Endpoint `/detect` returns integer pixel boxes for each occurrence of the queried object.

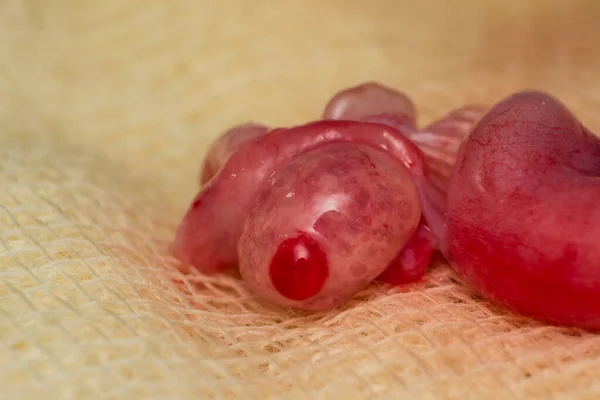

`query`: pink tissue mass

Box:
[171,82,600,330]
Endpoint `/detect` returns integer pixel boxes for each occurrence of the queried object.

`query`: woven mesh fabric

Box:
[2,1,600,399]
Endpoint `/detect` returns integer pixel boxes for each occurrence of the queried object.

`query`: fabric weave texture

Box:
[1,1,600,399]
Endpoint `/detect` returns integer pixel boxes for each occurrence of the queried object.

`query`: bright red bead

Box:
[269,233,329,301]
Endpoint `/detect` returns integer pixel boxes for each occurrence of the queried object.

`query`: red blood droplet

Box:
[269,233,329,301]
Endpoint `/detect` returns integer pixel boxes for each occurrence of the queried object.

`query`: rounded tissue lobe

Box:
[238,143,421,310]
[377,223,437,286]
[447,91,600,329]
[322,81,416,130]
[201,123,269,184]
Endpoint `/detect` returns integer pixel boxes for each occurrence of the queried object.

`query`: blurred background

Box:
[1,1,600,399]
[2,0,600,203]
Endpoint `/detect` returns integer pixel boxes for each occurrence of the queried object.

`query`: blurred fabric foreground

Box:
[1,1,600,399]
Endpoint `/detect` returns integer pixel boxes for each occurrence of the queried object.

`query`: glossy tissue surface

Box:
[173,82,600,329]
[446,91,600,329]
[238,143,421,310]
[172,82,482,311]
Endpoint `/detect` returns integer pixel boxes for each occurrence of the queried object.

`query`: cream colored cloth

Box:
[2,1,600,399]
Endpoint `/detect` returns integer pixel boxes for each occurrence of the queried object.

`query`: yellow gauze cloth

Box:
[1,1,600,399]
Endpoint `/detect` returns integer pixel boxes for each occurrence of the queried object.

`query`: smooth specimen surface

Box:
[446,91,600,329]
[239,143,421,310]
[172,82,483,310]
